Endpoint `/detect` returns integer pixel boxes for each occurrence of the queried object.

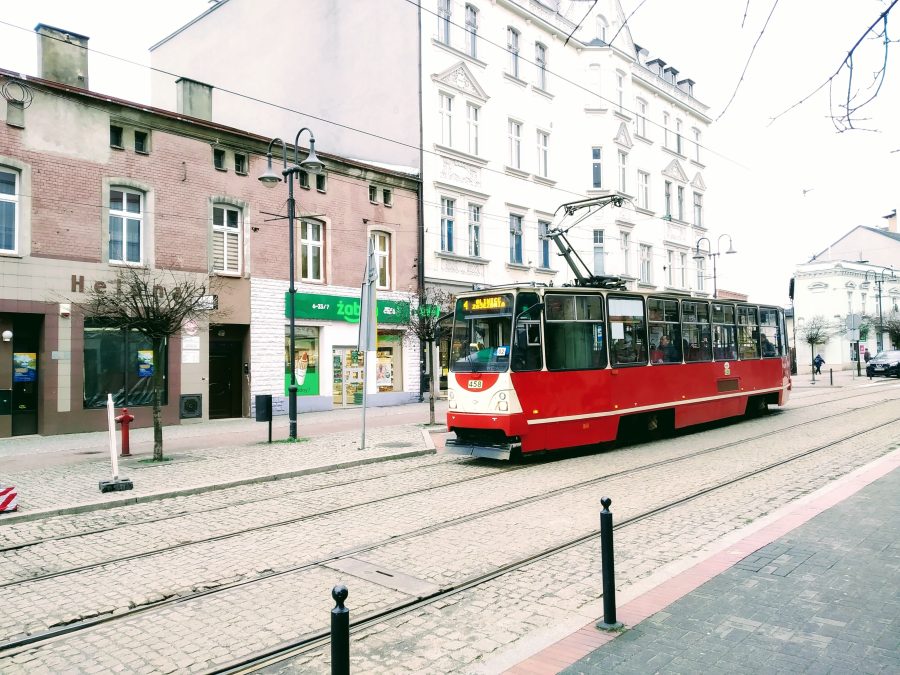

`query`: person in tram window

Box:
[650,342,663,364]
[761,334,776,357]
[659,335,679,362]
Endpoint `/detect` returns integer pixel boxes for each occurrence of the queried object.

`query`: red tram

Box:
[445,285,792,460]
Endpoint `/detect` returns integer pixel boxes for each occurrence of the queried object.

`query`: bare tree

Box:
[401,287,454,426]
[77,267,212,461]
[797,314,842,371]
[884,309,900,348]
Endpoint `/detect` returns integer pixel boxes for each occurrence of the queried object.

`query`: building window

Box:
[369,185,378,203]
[382,188,393,207]
[212,204,241,274]
[597,16,608,42]
[437,0,451,44]
[537,130,549,178]
[620,230,631,275]
[663,112,670,148]
[83,322,167,409]
[110,125,124,148]
[469,204,481,256]
[108,188,143,264]
[666,249,675,286]
[680,252,688,287]
[134,131,149,154]
[508,119,522,168]
[640,244,652,284]
[638,170,650,209]
[693,128,701,163]
[635,99,647,137]
[664,181,672,218]
[616,71,625,112]
[439,92,453,147]
[592,146,602,188]
[0,169,18,253]
[372,231,391,289]
[298,170,310,189]
[465,4,478,58]
[507,27,520,78]
[213,148,226,170]
[538,220,550,268]
[593,229,605,275]
[300,219,323,282]
[693,192,703,227]
[676,119,683,154]
[509,214,523,264]
[467,103,480,155]
[618,150,627,192]
[696,257,706,291]
[677,185,685,220]
[234,153,247,174]
[535,43,547,90]
[440,197,455,252]
[316,173,326,192]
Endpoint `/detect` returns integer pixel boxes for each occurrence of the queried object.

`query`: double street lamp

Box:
[693,234,736,299]
[259,128,324,440]
[863,267,897,354]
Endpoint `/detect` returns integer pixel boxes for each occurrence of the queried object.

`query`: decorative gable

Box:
[432,62,489,102]
[691,172,706,191]
[613,122,633,149]
[662,158,688,183]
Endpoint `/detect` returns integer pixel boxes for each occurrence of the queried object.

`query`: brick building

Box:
[0,25,419,438]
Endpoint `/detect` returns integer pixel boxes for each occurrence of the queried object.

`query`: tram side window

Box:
[682,301,712,362]
[545,294,607,370]
[711,302,737,361]
[608,296,647,367]
[513,292,543,371]
[648,297,682,364]
[738,306,760,359]
[759,307,780,357]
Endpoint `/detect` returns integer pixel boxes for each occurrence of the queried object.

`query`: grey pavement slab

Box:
[563,465,900,674]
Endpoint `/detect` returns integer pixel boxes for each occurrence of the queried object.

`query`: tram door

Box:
[332,347,365,407]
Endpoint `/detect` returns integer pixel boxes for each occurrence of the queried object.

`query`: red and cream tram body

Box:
[446,286,792,460]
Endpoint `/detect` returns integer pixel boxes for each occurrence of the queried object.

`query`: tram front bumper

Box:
[444,436,521,460]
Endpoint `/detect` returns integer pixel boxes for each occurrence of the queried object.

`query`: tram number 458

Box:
[468,379,484,389]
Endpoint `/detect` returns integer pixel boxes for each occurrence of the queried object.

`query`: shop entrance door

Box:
[332,348,365,407]
[11,315,41,436]
[209,341,243,419]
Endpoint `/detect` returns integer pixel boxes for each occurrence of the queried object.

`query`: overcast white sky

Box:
[0,0,897,306]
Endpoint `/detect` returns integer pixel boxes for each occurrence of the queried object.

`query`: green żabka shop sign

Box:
[285,292,410,324]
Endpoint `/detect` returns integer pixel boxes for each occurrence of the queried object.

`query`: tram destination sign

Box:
[457,294,513,318]
[285,292,409,324]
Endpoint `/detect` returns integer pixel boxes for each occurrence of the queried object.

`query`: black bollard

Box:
[829,368,833,386]
[331,585,349,675]
[596,497,623,631]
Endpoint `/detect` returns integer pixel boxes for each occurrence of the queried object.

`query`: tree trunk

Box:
[810,342,816,381]
[427,339,436,426]
[152,337,164,461]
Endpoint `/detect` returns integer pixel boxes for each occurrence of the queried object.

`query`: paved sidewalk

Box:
[0,400,449,523]
[505,451,900,674]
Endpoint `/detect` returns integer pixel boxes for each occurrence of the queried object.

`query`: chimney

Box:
[35,24,89,88]
[883,209,897,233]
[176,78,212,121]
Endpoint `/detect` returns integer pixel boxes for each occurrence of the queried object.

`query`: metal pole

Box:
[711,253,718,299]
[331,585,349,675]
[360,352,368,450]
[287,171,298,441]
[596,497,623,630]
[876,280,883,353]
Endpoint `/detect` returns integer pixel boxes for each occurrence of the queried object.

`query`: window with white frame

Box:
[667,249,675,286]
[509,214,523,264]
[109,188,143,264]
[535,43,548,90]
[467,103,480,155]
[538,220,550,268]
[469,204,481,257]
[618,150,627,192]
[677,185,685,220]
[638,170,650,209]
[621,230,631,275]
[592,146,602,188]
[0,169,18,253]
[439,92,453,146]
[693,192,703,227]
[597,16,608,42]
[440,197,455,252]
[635,99,647,137]
[465,4,478,58]
[693,128,701,163]
[507,27,520,78]
[663,112,670,148]
[537,130,549,178]
[616,71,625,112]
[680,252,688,287]
[300,219,323,282]
[508,119,522,168]
[696,257,706,291]
[211,204,242,274]
[372,231,391,289]
[664,181,672,218]
[437,0,451,44]
[675,119,683,154]
[640,244,652,283]
[593,229,605,275]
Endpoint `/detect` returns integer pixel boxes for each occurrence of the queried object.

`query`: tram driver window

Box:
[759,307,781,357]
[608,296,647,367]
[682,301,712,362]
[545,294,607,370]
[513,292,543,371]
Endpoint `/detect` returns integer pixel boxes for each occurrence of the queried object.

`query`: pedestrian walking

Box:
[813,353,824,375]
[864,347,871,363]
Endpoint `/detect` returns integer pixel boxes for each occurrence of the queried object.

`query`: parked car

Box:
[866,349,900,378]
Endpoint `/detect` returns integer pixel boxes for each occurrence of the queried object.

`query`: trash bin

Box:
[255,394,272,422]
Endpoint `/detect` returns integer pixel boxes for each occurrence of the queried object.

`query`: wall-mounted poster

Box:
[13,353,37,382]
[137,350,154,378]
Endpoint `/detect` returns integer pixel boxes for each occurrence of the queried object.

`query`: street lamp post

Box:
[863,267,897,354]
[693,234,736,299]
[259,128,324,440]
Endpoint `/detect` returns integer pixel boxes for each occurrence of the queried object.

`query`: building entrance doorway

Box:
[332,347,364,407]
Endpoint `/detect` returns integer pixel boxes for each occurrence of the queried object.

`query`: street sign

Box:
[848,329,860,341]
[846,313,861,330]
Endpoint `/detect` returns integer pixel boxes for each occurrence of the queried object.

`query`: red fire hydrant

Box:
[115,408,135,457]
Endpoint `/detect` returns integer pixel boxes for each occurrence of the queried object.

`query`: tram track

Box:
[2,401,898,658]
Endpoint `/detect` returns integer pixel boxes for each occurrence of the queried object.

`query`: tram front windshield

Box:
[450,294,513,373]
